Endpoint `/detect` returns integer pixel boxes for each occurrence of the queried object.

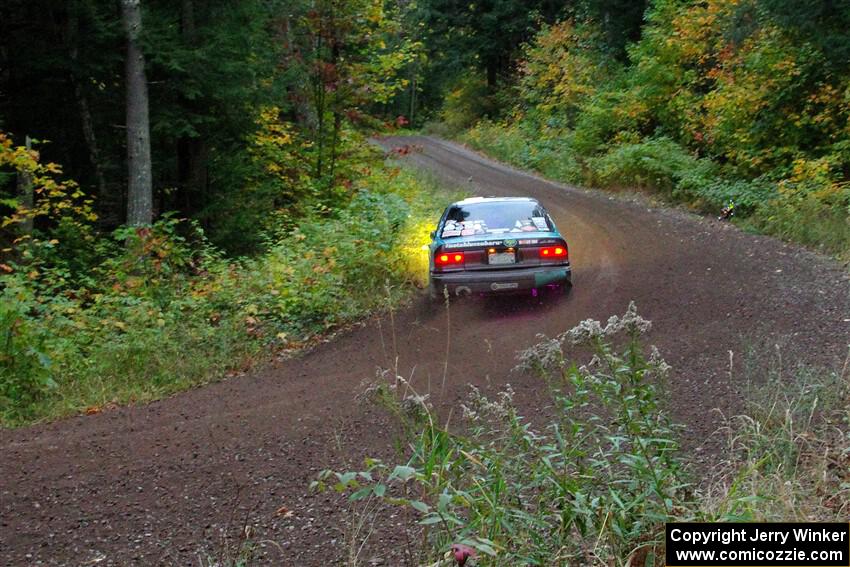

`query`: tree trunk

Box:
[409,72,417,125]
[121,0,153,226]
[181,0,195,38]
[177,0,207,216]
[313,32,326,179]
[282,16,314,129]
[66,8,108,198]
[486,59,498,89]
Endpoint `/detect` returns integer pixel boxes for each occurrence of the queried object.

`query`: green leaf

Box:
[438,491,452,512]
[389,465,417,482]
[349,487,372,501]
[460,537,498,557]
[336,471,358,486]
[409,500,430,514]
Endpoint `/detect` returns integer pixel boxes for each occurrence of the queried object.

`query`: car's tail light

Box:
[539,245,568,259]
[435,251,465,266]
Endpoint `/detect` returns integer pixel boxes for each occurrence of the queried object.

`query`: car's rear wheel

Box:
[427,277,440,301]
[421,280,446,317]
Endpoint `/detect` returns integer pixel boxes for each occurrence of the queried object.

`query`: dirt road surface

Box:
[2,137,848,566]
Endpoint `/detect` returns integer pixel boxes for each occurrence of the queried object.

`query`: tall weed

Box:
[699,346,850,522]
[316,304,689,565]
[316,309,850,566]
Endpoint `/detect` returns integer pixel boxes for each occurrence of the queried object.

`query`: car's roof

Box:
[450,196,538,206]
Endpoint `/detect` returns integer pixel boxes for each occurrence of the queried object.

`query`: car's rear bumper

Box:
[430,264,571,296]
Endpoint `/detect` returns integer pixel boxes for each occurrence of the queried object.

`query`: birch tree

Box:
[121,0,153,225]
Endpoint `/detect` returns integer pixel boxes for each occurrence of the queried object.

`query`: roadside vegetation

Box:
[0,0,449,425]
[318,305,850,565]
[2,1,848,565]
[4,1,847,426]
[0,131,457,425]
[413,0,850,258]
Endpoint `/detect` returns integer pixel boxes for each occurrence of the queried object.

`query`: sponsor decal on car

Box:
[442,237,559,249]
[443,238,560,249]
[532,216,549,230]
[444,239,506,249]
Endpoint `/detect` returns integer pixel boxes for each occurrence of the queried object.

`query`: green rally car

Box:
[428,197,572,299]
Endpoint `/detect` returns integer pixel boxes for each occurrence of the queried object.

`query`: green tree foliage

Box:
[402,0,568,126]
[0,0,416,251]
[577,0,648,59]
[461,0,850,256]
[0,1,442,422]
[294,0,421,182]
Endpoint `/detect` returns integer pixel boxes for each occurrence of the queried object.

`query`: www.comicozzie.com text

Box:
[669,526,848,547]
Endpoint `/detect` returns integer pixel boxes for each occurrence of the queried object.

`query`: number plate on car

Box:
[488,251,516,265]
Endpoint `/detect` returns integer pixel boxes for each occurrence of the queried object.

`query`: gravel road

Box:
[1,136,848,566]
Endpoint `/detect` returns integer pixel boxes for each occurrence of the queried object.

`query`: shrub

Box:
[586,137,713,196]
[0,273,56,420]
[756,155,850,256]
[0,164,458,425]
[463,121,532,167]
[315,307,850,565]
[316,304,689,565]
[679,176,776,216]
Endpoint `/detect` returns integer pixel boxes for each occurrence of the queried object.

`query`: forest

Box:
[1,0,848,419]
[0,0,443,423]
[0,0,850,421]
[450,0,850,255]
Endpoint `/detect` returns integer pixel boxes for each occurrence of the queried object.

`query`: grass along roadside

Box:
[453,122,850,261]
[316,304,850,566]
[0,162,464,427]
[700,343,850,524]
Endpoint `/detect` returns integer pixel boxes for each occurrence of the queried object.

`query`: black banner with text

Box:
[666,522,850,566]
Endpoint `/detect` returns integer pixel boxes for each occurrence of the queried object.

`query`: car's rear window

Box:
[441,201,551,238]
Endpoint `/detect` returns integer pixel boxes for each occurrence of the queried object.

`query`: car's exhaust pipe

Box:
[455,286,472,297]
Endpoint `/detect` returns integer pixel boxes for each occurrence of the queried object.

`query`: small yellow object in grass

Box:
[460,449,484,468]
